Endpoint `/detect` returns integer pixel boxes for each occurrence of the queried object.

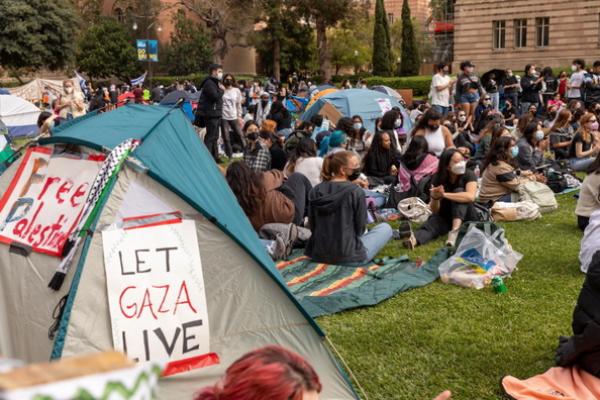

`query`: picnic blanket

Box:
[502,367,600,400]
[276,248,450,317]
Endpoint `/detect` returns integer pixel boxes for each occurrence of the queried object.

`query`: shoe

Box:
[446,229,459,248]
[397,221,412,239]
[403,233,417,250]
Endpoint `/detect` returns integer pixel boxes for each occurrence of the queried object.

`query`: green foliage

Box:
[363,75,432,96]
[400,0,420,76]
[329,18,373,76]
[320,194,583,398]
[372,0,392,76]
[163,11,213,76]
[75,18,141,82]
[0,0,78,76]
[152,74,259,88]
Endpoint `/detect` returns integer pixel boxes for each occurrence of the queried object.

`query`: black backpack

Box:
[386,169,433,208]
[546,170,568,193]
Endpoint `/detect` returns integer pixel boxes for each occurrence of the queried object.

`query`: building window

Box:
[114,7,124,23]
[514,18,527,48]
[536,17,549,47]
[493,20,506,49]
[387,13,394,24]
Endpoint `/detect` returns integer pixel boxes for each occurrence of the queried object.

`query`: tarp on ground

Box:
[301,88,412,134]
[277,248,449,317]
[9,78,82,103]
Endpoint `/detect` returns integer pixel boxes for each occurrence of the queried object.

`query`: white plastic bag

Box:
[439,225,523,289]
[397,197,432,224]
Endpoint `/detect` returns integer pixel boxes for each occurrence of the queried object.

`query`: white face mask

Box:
[451,160,467,175]
[64,86,74,94]
[353,123,362,130]
[394,119,403,128]
[458,115,467,122]
[217,72,224,81]
[571,65,578,72]
[535,130,545,141]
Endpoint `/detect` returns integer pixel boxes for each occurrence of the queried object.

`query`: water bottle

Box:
[474,164,480,178]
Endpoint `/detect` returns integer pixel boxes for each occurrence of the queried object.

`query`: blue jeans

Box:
[489,92,500,111]
[570,157,595,172]
[459,92,479,104]
[432,105,450,116]
[359,223,393,263]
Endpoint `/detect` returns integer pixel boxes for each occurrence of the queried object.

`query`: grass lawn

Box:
[318,193,584,400]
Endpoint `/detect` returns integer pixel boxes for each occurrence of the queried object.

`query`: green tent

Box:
[0,104,357,399]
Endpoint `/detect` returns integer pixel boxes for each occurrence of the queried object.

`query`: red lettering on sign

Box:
[71,183,88,208]
[56,180,73,204]
[174,281,197,315]
[153,284,171,314]
[37,177,60,200]
[119,286,138,319]
[139,288,159,320]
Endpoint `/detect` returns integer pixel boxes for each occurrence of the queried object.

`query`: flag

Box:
[131,72,147,87]
[74,70,90,98]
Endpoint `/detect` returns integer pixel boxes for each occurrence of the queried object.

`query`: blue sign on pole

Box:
[136,40,147,61]
[147,40,158,62]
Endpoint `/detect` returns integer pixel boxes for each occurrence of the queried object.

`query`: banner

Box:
[147,40,158,62]
[0,147,103,256]
[102,219,212,369]
[136,40,147,62]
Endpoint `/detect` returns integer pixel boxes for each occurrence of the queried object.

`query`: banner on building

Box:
[0,147,103,257]
[102,218,213,372]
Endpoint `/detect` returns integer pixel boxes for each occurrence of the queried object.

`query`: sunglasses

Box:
[484,98,491,101]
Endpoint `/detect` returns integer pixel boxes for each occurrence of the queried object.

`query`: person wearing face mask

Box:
[504,69,521,116]
[376,110,404,156]
[569,112,600,171]
[455,61,484,124]
[196,64,225,162]
[412,109,455,157]
[584,60,600,108]
[520,64,543,117]
[479,136,523,203]
[401,148,478,248]
[517,121,547,172]
[305,151,393,265]
[243,121,271,172]
[541,67,558,109]
[483,73,500,111]
[254,92,272,126]
[502,99,517,126]
[347,115,368,158]
[58,80,86,120]
[568,59,587,102]
[549,109,574,160]
[220,74,245,158]
[430,63,456,116]
[474,95,494,123]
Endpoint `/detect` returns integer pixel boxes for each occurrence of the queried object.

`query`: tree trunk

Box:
[316,18,331,81]
[273,38,281,82]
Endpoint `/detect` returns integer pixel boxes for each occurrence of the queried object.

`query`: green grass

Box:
[318,194,584,400]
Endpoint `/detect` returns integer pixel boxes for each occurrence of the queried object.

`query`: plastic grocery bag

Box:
[438,225,522,289]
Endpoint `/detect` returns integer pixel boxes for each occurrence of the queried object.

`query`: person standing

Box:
[541,67,558,109]
[568,59,587,102]
[196,64,225,162]
[58,80,86,120]
[584,60,600,108]
[430,63,455,116]
[455,61,484,124]
[504,69,521,115]
[484,73,500,111]
[520,64,543,116]
[221,74,245,158]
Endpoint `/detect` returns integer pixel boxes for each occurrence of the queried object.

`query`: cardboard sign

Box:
[102,219,211,367]
[0,147,103,257]
[376,98,393,115]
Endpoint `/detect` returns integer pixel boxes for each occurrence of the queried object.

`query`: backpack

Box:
[386,162,433,208]
[545,169,568,193]
[518,180,558,213]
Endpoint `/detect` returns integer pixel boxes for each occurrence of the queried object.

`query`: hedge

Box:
[152,74,260,87]
[362,76,432,97]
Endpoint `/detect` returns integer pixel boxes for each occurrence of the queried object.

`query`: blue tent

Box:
[301,88,411,133]
[5,104,357,399]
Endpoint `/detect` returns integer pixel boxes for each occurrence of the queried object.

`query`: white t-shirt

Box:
[431,73,451,107]
[568,71,586,99]
[222,87,242,120]
[288,157,323,187]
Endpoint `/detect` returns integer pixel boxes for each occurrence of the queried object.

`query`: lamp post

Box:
[132,17,162,88]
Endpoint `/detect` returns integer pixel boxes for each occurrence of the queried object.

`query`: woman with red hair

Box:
[194,345,321,400]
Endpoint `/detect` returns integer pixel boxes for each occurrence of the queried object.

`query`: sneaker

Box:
[446,229,459,248]
[397,221,412,239]
[403,233,417,250]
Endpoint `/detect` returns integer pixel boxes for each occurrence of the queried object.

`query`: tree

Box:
[177,0,259,64]
[372,0,392,76]
[399,0,420,76]
[295,0,356,81]
[74,0,103,24]
[0,0,78,81]
[329,17,372,76]
[76,18,141,82]
[163,11,212,76]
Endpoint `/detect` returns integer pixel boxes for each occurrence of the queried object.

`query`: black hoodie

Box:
[305,181,367,264]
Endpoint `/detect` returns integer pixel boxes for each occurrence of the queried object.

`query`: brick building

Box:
[453,0,600,72]
[368,0,431,27]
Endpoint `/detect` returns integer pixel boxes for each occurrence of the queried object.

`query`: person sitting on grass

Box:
[284,138,323,187]
[194,345,453,400]
[396,136,439,195]
[516,121,547,172]
[479,136,522,203]
[548,109,574,161]
[569,112,600,172]
[555,251,600,378]
[576,152,600,231]
[305,151,393,265]
[401,148,478,249]
[226,161,311,231]
[362,131,399,187]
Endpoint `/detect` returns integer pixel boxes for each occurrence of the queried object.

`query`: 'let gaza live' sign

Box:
[102,219,212,368]
[0,147,103,256]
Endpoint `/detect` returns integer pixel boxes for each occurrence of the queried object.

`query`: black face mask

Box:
[224,79,233,86]
[261,100,269,107]
[348,168,361,181]
[247,132,258,141]
[428,124,440,131]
